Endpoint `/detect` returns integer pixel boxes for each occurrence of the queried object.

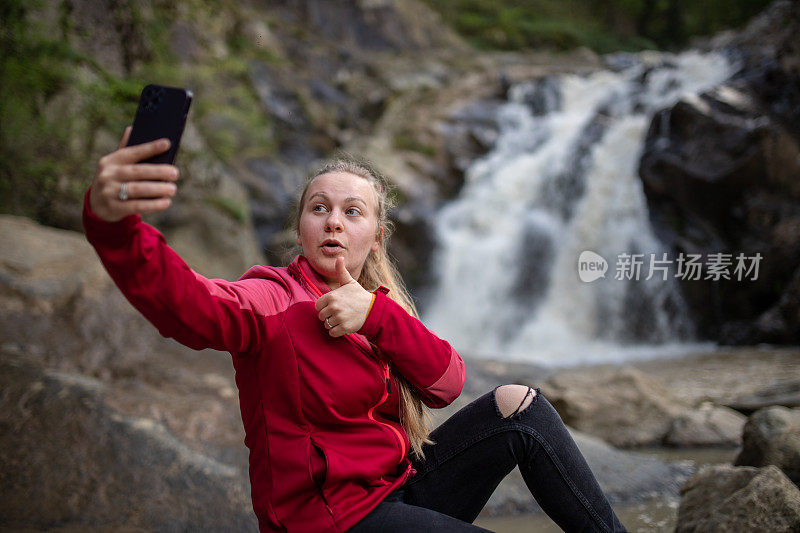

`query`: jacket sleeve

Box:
[358,287,465,408]
[82,189,289,353]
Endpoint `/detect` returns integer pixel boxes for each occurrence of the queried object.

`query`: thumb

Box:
[336,256,355,287]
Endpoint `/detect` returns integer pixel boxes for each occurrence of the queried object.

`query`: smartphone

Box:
[127,84,193,165]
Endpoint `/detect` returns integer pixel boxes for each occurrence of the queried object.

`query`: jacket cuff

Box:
[358,286,390,338]
[82,187,140,247]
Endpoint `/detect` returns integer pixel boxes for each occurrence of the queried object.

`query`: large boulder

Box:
[676,464,800,532]
[638,0,800,344]
[735,406,800,485]
[663,402,746,447]
[0,215,254,529]
[0,357,254,531]
[726,378,800,414]
[539,366,688,447]
[0,215,162,377]
[638,83,800,344]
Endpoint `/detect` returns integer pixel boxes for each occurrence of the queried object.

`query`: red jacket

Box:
[82,191,466,532]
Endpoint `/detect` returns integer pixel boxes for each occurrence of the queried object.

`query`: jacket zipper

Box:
[309,439,335,518]
[369,359,407,462]
[297,264,408,462]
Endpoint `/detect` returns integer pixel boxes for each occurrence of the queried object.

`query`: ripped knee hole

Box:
[496,384,537,418]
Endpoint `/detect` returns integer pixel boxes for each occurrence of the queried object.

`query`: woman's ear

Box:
[371,226,383,253]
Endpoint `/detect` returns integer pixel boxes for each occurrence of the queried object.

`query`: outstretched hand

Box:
[88,126,179,222]
[315,257,373,337]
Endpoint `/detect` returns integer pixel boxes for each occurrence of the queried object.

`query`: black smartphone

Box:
[127,84,193,165]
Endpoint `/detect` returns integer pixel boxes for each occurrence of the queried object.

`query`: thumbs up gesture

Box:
[314,257,374,337]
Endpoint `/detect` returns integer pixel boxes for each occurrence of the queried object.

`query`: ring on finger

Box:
[118,182,129,201]
[325,317,332,329]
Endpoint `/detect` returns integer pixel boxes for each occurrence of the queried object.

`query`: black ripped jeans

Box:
[348,387,627,532]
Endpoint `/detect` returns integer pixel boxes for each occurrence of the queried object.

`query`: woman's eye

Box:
[313,204,327,212]
[346,208,361,216]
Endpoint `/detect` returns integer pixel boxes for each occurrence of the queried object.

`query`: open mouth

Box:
[321,240,345,254]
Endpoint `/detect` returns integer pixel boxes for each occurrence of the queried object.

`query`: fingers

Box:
[317,306,331,322]
[114,163,179,182]
[319,307,346,337]
[110,138,171,165]
[91,135,177,223]
[117,126,132,150]
[323,316,346,338]
[114,197,173,217]
[328,325,346,338]
[117,180,177,200]
[314,294,329,312]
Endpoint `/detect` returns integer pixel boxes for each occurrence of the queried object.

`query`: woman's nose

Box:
[325,211,343,232]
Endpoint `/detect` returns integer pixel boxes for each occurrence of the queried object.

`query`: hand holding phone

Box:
[88,84,192,222]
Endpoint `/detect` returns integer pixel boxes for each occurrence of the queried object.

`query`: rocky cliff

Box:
[639,0,800,343]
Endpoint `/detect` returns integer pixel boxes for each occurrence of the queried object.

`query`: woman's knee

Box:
[495,384,537,418]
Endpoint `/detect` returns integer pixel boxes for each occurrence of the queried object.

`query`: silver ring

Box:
[118,182,129,201]
[325,317,332,329]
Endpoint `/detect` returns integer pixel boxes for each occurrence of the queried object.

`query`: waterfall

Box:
[422,50,735,366]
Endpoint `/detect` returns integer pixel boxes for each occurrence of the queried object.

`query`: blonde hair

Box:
[293,155,434,460]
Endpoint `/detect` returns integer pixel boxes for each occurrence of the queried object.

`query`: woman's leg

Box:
[347,487,492,532]
[401,385,627,532]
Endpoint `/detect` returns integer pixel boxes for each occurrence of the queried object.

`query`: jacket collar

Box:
[288,255,332,298]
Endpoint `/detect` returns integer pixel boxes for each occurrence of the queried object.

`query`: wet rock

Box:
[441,99,504,175]
[676,464,800,532]
[638,0,800,345]
[734,406,800,484]
[0,358,254,531]
[726,378,800,414]
[663,402,746,447]
[639,82,800,344]
[540,366,688,447]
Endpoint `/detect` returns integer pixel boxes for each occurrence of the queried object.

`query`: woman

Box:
[84,128,627,532]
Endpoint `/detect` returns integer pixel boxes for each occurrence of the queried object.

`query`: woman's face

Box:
[297,171,381,288]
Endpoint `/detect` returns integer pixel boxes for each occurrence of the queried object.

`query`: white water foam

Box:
[423,50,734,366]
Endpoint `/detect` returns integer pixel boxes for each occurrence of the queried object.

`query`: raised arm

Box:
[84,127,288,353]
[314,257,465,408]
[358,288,465,408]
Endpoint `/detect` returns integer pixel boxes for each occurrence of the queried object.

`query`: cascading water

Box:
[422,50,735,366]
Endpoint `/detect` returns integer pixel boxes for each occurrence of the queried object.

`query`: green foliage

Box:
[0,0,158,225]
[420,0,772,52]
[203,194,247,223]
[190,59,277,161]
[2,1,79,219]
[393,133,436,158]
[0,0,276,228]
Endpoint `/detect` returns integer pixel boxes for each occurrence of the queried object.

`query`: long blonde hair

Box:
[293,156,435,460]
